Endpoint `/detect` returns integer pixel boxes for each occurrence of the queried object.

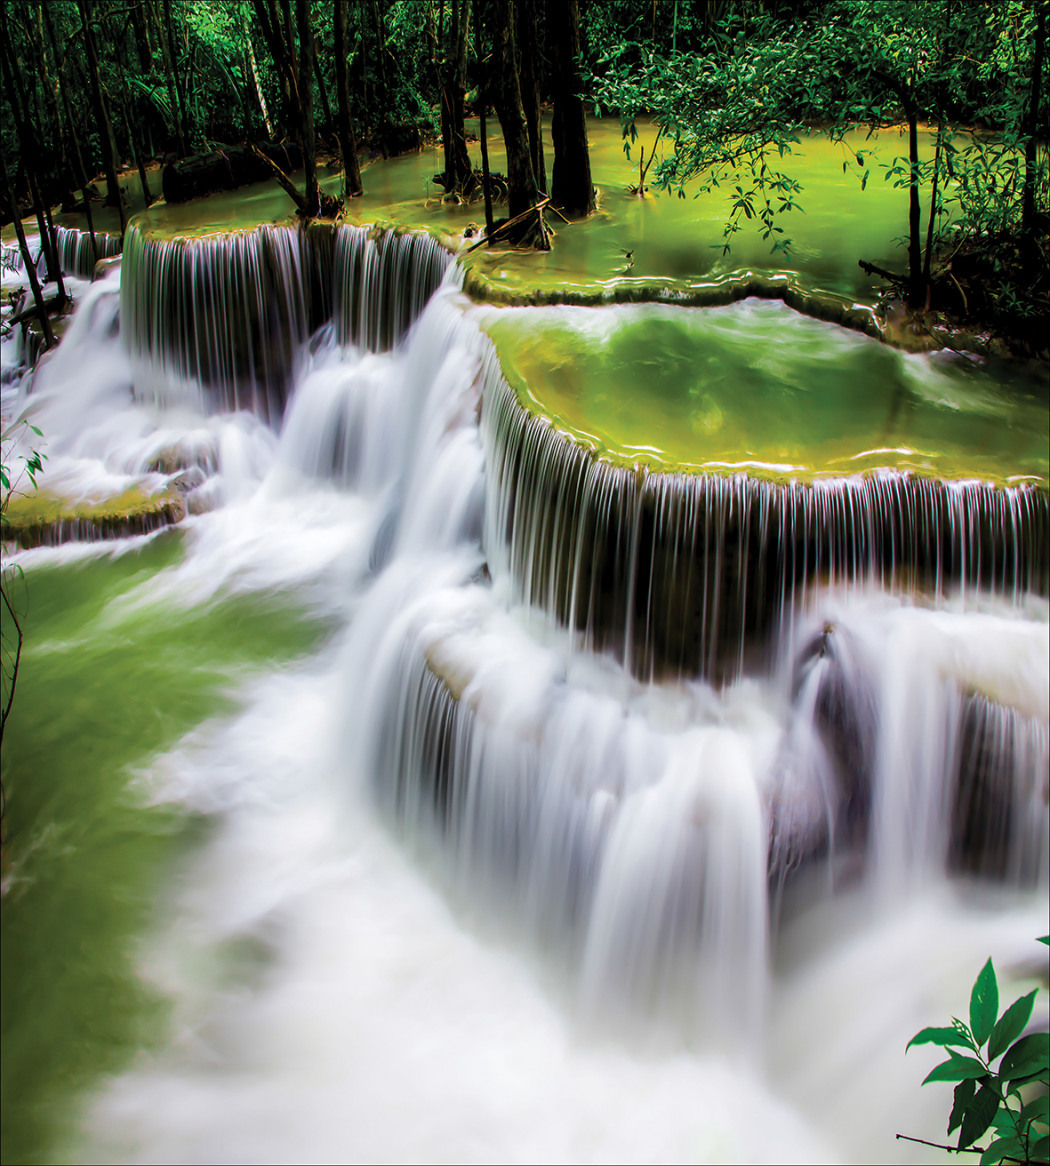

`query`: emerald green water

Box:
[482,300,1050,484]
[0,534,329,1165]
[128,117,923,302]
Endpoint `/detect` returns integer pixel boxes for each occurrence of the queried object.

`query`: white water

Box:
[3,252,1047,1165]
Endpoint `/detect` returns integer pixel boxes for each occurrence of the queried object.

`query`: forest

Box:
[2,0,1048,351]
[1,4,1049,1166]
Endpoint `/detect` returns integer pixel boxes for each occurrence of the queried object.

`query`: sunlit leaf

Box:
[970,960,998,1048]
[988,991,1037,1062]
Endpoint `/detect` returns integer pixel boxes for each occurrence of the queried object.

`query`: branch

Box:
[466,198,551,251]
[895,1135,1027,1164]
[249,144,308,214]
[859,258,907,283]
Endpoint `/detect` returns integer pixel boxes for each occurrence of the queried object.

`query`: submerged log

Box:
[162,143,304,204]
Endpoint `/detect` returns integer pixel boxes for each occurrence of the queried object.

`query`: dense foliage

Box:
[592,0,1049,339]
[1,0,1046,345]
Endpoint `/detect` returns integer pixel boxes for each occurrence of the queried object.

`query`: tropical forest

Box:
[1,1,1048,1163]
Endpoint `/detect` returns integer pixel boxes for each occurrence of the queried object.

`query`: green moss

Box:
[0,533,332,1165]
[3,485,186,549]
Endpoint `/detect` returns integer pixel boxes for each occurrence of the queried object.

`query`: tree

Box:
[591,0,1048,327]
[548,0,594,217]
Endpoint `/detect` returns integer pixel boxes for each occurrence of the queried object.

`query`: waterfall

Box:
[333,224,454,351]
[54,225,122,279]
[481,356,1049,682]
[120,222,454,422]
[7,214,1047,1162]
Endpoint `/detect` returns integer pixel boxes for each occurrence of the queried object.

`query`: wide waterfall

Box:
[2,217,1047,1165]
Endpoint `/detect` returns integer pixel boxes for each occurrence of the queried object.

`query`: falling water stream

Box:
[1,216,1047,1166]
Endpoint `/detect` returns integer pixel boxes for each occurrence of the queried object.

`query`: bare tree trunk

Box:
[77,0,127,234]
[516,0,546,195]
[0,16,68,297]
[244,19,274,137]
[160,0,191,152]
[335,0,364,195]
[489,0,539,219]
[30,6,69,196]
[43,0,100,261]
[472,0,495,236]
[548,0,593,216]
[297,0,320,216]
[1022,0,1046,235]
[1,150,56,350]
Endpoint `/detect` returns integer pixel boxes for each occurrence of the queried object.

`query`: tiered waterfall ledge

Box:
[478,300,1049,683]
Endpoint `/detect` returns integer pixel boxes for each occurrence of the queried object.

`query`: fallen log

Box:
[162,142,303,204]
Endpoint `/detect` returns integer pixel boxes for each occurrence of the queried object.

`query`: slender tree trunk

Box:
[906,108,923,308]
[1,153,56,350]
[0,22,67,297]
[30,7,69,197]
[923,125,942,297]
[43,0,99,261]
[335,0,364,196]
[548,0,593,216]
[1022,0,1046,235]
[245,19,275,138]
[153,1,186,154]
[131,1,153,71]
[472,0,495,236]
[161,0,191,152]
[516,0,546,195]
[312,51,334,134]
[76,0,127,234]
[297,0,320,216]
[489,0,539,219]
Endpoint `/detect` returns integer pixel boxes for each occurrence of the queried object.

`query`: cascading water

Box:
[3,215,1047,1165]
[480,327,1048,682]
[54,225,123,279]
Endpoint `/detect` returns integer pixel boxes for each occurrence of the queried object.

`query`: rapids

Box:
[1,223,1047,1166]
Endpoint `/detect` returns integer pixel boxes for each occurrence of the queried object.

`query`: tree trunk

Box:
[0,15,67,297]
[161,0,192,152]
[297,0,320,217]
[30,6,69,198]
[77,0,127,233]
[245,19,275,138]
[906,109,924,308]
[472,0,495,236]
[1,150,57,350]
[335,0,364,196]
[1022,0,1046,236]
[548,0,593,216]
[516,0,546,196]
[43,0,100,261]
[130,0,153,72]
[489,0,539,219]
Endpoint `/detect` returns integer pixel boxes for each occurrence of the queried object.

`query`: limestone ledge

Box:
[3,484,186,549]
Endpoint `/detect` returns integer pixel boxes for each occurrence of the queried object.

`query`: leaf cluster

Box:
[907,939,1050,1164]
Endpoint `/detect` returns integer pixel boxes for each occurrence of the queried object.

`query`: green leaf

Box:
[948,1079,977,1134]
[988,991,1037,1061]
[909,1026,975,1052]
[959,1084,1000,1149]
[970,959,999,1048]
[1032,1135,1050,1161]
[1000,1033,1049,1081]
[1021,1095,1050,1128]
[923,1055,991,1084]
[1037,936,1049,946]
[980,1135,1026,1165]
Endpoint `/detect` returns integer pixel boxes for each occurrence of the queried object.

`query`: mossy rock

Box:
[3,484,186,549]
